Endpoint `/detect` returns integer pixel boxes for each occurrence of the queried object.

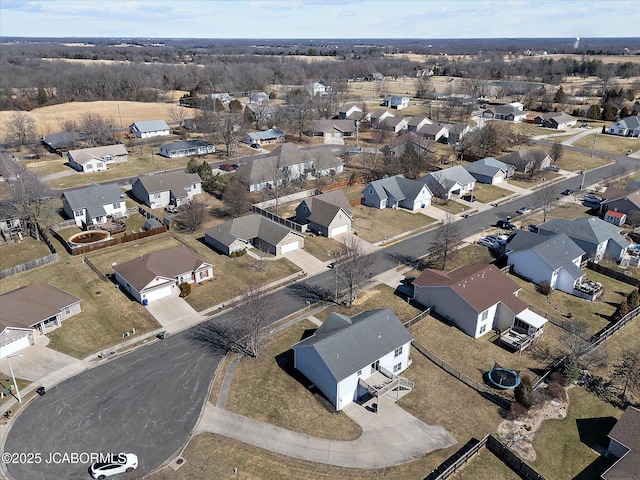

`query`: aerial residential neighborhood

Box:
[0,3,639,480]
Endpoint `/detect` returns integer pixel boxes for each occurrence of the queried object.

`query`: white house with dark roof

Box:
[362,175,433,210]
[242,128,285,145]
[482,103,527,123]
[131,170,202,209]
[292,308,414,410]
[67,144,128,173]
[419,165,476,199]
[204,214,304,257]
[382,95,410,109]
[407,116,434,133]
[129,120,170,138]
[382,131,434,157]
[412,264,547,340]
[447,123,472,145]
[498,150,551,173]
[369,110,395,129]
[158,139,215,158]
[538,217,630,263]
[603,406,640,480]
[465,157,515,185]
[606,115,640,137]
[61,183,126,227]
[0,285,82,357]
[415,122,449,142]
[295,190,352,238]
[112,246,213,304]
[504,231,586,294]
[338,104,364,120]
[534,111,577,129]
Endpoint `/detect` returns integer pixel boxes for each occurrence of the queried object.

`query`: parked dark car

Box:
[561,189,574,195]
[461,194,477,202]
[496,219,516,230]
[219,164,235,172]
[528,224,539,233]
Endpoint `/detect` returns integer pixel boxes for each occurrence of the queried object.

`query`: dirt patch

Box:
[497,387,569,462]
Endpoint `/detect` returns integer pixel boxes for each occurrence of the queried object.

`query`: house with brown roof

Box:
[295,190,352,238]
[412,264,547,340]
[603,406,640,480]
[599,188,640,221]
[67,144,128,173]
[0,285,82,357]
[112,246,213,304]
[131,170,202,209]
[307,119,356,143]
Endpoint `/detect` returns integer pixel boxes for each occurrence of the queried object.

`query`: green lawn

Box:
[532,387,622,480]
[0,375,30,408]
[572,133,640,156]
[351,205,436,243]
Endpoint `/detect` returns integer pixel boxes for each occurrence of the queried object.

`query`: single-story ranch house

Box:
[242,128,285,145]
[159,139,215,158]
[292,308,414,410]
[0,285,82,358]
[205,214,304,256]
[129,120,170,138]
[112,246,213,304]
[67,144,128,173]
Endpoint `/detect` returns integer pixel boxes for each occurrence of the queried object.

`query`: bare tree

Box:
[222,181,251,218]
[232,281,276,357]
[336,235,375,307]
[285,89,313,141]
[176,199,207,231]
[526,149,550,180]
[549,141,564,165]
[427,213,462,270]
[214,112,242,157]
[533,186,559,223]
[80,112,114,146]
[612,350,640,403]
[414,76,433,99]
[11,171,51,240]
[5,111,37,150]
[169,105,187,128]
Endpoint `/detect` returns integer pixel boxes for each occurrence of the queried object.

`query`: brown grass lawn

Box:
[525,199,596,226]
[0,236,52,270]
[472,183,514,204]
[225,319,362,441]
[532,387,622,480]
[452,447,520,480]
[509,123,558,138]
[507,171,562,189]
[0,254,160,359]
[553,150,613,173]
[0,375,31,409]
[432,199,468,216]
[572,133,640,156]
[351,205,436,243]
[302,234,346,261]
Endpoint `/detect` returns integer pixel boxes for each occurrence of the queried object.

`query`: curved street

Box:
[3,144,639,479]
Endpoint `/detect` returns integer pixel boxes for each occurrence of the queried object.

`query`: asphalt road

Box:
[3,145,638,480]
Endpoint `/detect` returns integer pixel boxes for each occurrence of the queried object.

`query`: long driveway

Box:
[4,147,639,480]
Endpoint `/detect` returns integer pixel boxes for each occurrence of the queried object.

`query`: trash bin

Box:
[157,331,166,340]
[142,299,148,306]
[36,386,46,396]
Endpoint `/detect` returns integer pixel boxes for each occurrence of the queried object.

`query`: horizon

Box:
[1,0,639,40]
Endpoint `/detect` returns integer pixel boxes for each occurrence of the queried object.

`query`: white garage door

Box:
[281,241,299,254]
[142,285,174,303]
[330,224,349,237]
[1,335,31,359]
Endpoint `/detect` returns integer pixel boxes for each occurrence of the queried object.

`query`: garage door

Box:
[330,224,349,237]
[1,335,31,359]
[142,285,174,303]
[280,241,299,254]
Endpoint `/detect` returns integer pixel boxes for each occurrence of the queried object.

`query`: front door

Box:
[371,360,379,374]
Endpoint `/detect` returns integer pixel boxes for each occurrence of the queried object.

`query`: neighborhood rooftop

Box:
[0,285,82,331]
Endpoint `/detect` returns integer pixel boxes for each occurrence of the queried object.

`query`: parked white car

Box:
[90,453,138,479]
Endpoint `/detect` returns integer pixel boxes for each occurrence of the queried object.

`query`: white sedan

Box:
[477,237,498,248]
[90,453,138,479]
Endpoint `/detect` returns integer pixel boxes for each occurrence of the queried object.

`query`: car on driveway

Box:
[461,194,477,202]
[516,206,532,215]
[484,234,507,244]
[583,194,601,204]
[477,237,497,247]
[561,189,574,195]
[496,219,516,230]
[90,453,138,479]
[219,164,235,172]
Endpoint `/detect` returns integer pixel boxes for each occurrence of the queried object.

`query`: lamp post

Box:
[580,167,586,191]
[7,354,23,403]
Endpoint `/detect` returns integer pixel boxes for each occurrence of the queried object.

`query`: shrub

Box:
[509,402,529,420]
[515,375,533,409]
[538,281,552,296]
[560,354,579,385]
[548,382,566,400]
[549,371,567,386]
[178,282,191,298]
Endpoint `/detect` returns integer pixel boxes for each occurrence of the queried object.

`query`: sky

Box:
[0,0,638,39]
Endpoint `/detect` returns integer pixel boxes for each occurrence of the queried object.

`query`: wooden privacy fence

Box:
[586,261,640,287]
[403,308,430,328]
[584,306,640,355]
[0,253,58,280]
[51,226,167,255]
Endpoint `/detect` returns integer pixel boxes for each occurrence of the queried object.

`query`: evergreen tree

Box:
[36,86,48,105]
[587,104,601,120]
[514,375,533,409]
[561,354,579,384]
[601,104,617,121]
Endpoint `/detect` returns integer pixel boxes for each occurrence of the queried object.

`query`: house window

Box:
[357,369,362,376]
[394,346,403,358]
[74,210,83,217]
[479,324,487,335]
[64,307,71,315]
[113,203,120,209]
[199,270,208,279]
[393,363,402,373]
[481,310,489,321]
[153,193,161,199]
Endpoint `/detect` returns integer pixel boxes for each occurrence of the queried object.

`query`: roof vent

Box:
[378,332,381,338]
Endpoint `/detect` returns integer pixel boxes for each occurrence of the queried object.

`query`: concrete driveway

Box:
[284,248,328,275]
[197,394,456,468]
[0,335,78,382]
[145,295,203,333]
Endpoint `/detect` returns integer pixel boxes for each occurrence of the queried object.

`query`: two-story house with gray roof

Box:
[295,190,352,238]
[465,157,515,185]
[606,115,640,137]
[362,175,433,211]
[61,183,126,227]
[292,308,414,410]
[131,170,202,209]
[204,214,304,257]
[504,231,586,294]
[129,119,170,138]
[538,217,630,263]
[419,165,476,199]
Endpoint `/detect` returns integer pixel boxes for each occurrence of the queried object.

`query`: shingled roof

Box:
[62,183,123,219]
[67,144,128,165]
[413,264,527,315]
[135,170,201,195]
[293,308,413,381]
[505,231,585,278]
[303,190,352,227]
[538,217,630,250]
[604,406,640,480]
[205,214,300,248]
[0,285,81,330]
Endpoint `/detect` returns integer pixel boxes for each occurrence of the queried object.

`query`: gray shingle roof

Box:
[130,119,169,133]
[364,175,430,204]
[613,115,640,130]
[42,131,87,149]
[419,165,475,193]
[62,183,123,219]
[205,214,299,247]
[135,170,201,196]
[303,190,352,227]
[465,157,514,178]
[539,217,630,249]
[293,308,413,381]
[506,231,585,277]
[159,139,214,153]
[311,120,356,134]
